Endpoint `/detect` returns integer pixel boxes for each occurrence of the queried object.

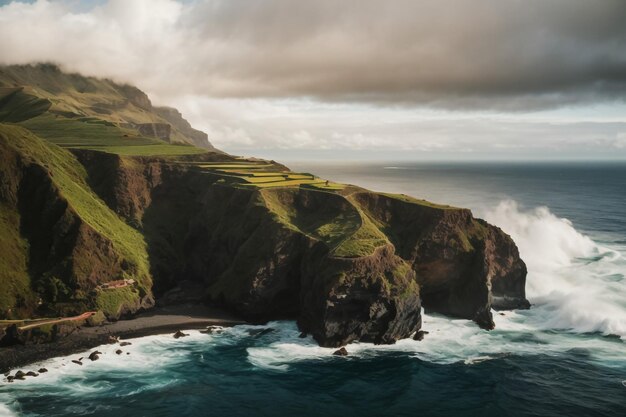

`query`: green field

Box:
[17,113,208,156]
[19,113,156,146]
[188,161,349,191]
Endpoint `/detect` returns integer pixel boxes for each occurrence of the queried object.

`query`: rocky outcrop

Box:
[352,193,528,329]
[299,244,421,347]
[135,123,171,141]
[117,84,153,111]
[154,106,214,149]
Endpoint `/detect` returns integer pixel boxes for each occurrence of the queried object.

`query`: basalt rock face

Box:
[299,244,421,347]
[135,123,171,141]
[352,193,529,329]
[154,106,213,150]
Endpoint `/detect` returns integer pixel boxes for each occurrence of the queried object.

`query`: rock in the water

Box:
[200,326,223,335]
[333,347,348,356]
[115,349,123,355]
[6,376,14,383]
[88,351,102,361]
[38,368,48,373]
[413,330,429,341]
[119,341,132,346]
[475,312,496,331]
[71,360,83,366]
[173,330,189,339]
[14,371,25,380]
[25,371,38,377]
[126,352,130,355]
[108,336,120,344]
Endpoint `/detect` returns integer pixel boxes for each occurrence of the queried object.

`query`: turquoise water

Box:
[1,162,625,416]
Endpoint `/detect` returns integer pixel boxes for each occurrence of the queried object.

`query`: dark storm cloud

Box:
[1,0,625,110]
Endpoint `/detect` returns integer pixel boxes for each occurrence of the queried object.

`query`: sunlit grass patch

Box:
[241,179,327,188]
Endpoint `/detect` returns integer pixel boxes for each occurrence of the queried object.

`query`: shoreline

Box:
[0,304,247,373]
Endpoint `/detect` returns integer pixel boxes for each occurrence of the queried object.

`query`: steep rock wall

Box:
[352,192,529,328]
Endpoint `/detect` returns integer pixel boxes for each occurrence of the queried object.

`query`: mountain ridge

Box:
[0,63,214,149]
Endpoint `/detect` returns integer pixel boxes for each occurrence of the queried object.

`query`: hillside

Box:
[0,65,529,347]
[0,64,214,150]
[0,124,154,320]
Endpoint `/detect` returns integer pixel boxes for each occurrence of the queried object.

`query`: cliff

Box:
[153,106,212,149]
[0,65,529,348]
[0,125,154,321]
[70,150,528,346]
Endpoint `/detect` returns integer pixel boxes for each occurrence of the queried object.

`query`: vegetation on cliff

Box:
[0,124,152,319]
[0,65,529,347]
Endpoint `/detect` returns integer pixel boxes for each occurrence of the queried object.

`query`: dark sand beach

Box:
[0,304,245,373]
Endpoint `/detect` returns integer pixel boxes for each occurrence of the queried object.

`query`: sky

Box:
[1,0,625,161]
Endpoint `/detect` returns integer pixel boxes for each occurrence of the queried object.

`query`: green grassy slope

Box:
[17,112,206,156]
[0,124,153,318]
[19,113,156,146]
[0,87,51,123]
[0,204,34,317]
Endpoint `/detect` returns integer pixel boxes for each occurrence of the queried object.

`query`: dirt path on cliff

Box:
[18,312,97,331]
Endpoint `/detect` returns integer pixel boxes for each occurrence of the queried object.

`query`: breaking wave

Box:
[481,200,626,338]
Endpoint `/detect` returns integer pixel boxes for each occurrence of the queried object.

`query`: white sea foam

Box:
[243,312,626,372]
[0,331,209,390]
[1,200,624,397]
[0,403,17,417]
[245,199,626,370]
[481,200,626,338]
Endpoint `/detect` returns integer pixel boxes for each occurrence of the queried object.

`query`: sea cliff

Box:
[0,64,529,350]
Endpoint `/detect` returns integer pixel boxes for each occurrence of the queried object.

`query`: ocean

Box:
[1,161,625,417]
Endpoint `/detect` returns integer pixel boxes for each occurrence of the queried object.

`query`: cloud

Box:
[1,0,625,110]
[168,96,626,159]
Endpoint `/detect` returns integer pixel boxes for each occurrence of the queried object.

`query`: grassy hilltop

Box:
[0,64,214,151]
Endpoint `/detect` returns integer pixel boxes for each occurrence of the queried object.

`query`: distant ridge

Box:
[0,63,214,150]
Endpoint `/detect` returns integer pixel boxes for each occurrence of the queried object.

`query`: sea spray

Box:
[480,200,626,338]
